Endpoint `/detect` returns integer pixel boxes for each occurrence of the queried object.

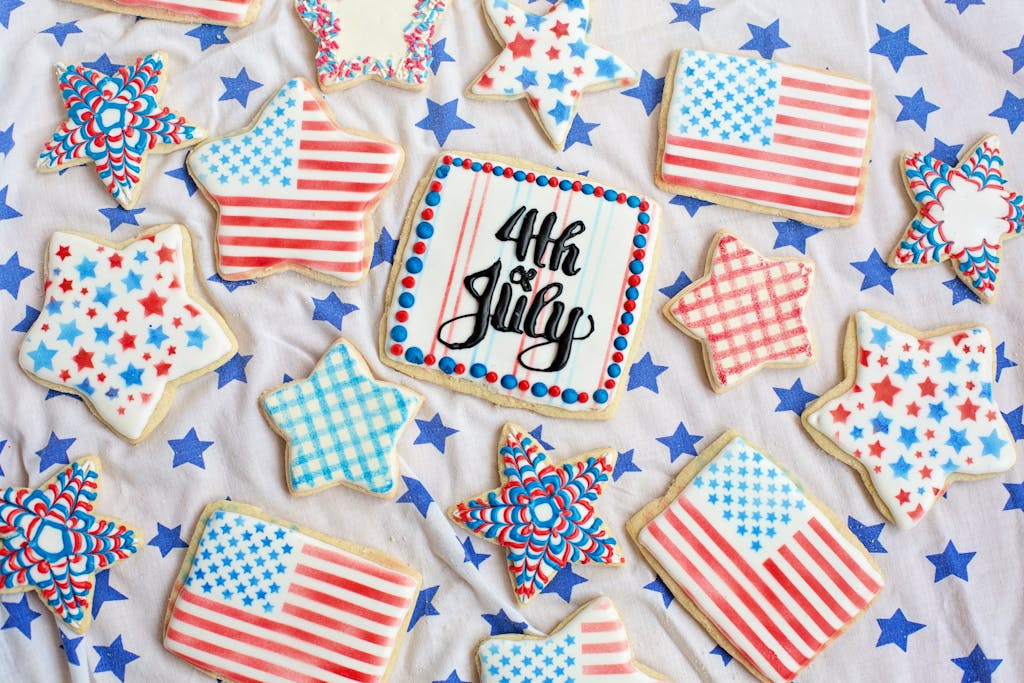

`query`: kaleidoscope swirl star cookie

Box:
[469,0,638,151]
[18,225,238,443]
[477,597,668,682]
[664,230,815,392]
[38,52,204,209]
[261,337,422,498]
[802,311,1017,529]
[450,423,624,605]
[1,457,139,635]
[163,501,420,683]
[60,0,259,25]
[380,152,661,419]
[628,431,884,683]
[189,78,403,285]
[656,49,875,227]
[888,135,1023,303]
[296,0,449,92]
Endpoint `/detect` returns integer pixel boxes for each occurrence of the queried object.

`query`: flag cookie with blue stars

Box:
[469,0,638,150]
[803,310,1017,529]
[477,596,668,682]
[296,0,450,92]
[18,225,238,443]
[261,337,422,498]
[59,0,259,26]
[889,135,1023,303]
[37,52,204,209]
[450,423,625,604]
[0,457,139,634]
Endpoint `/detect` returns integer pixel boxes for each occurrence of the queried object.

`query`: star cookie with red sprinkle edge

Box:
[18,225,238,443]
[889,134,1024,303]
[664,230,815,392]
[450,423,624,604]
[802,310,1017,529]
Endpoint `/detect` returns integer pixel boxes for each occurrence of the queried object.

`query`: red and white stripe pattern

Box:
[164,508,419,683]
[661,49,872,220]
[190,78,401,284]
[478,596,666,682]
[637,436,883,683]
[97,0,256,24]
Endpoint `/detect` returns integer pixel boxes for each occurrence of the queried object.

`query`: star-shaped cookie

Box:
[477,597,668,682]
[0,457,139,634]
[803,310,1017,529]
[18,225,238,443]
[470,0,638,150]
[889,134,1023,302]
[261,338,422,497]
[450,423,624,604]
[189,78,403,285]
[295,0,450,91]
[664,230,815,392]
[38,52,204,209]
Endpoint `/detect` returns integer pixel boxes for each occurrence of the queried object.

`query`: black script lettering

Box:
[495,206,584,276]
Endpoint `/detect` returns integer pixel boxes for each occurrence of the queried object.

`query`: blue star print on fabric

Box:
[208,273,254,292]
[670,195,711,217]
[414,413,458,454]
[99,206,145,232]
[0,440,5,476]
[659,269,692,299]
[34,431,74,472]
[740,19,789,59]
[627,352,667,393]
[848,516,887,553]
[60,630,83,665]
[1005,35,1024,73]
[91,569,127,619]
[1,594,40,638]
[710,645,733,666]
[41,20,81,46]
[0,186,20,221]
[896,88,940,130]
[165,164,198,197]
[643,577,674,607]
[927,540,975,582]
[371,227,398,269]
[1,0,25,28]
[773,378,818,414]
[430,37,455,74]
[407,585,440,631]
[214,352,251,388]
[612,449,641,481]
[219,68,263,107]
[461,536,491,569]
[541,566,587,602]
[0,124,13,157]
[943,278,981,305]
[434,671,470,683]
[930,138,964,165]
[1004,481,1024,513]
[772,219,820,254]
[81,54,124,76]
[148,523,188,557]
[0,252,32,298]
[876,608,925,651]
[311,292,358,330]
[622,70,665,116]
[397,476,434,518]
[990,90,1024,133]
[93,635,139,682]
[869,24,927,71]
[669,0,713,29]
[1003,406,1024,441]
[657,421,704,462]
[951,645,1002,682]
[995,342,1017,381]
[416,98,475,146]
[528,425,555,450]
[851,249,897,293]
[946,0,984,13]
[564,114,599,149]
[168,427,214,469]
[186,24,229,51]
[482,609,527,636]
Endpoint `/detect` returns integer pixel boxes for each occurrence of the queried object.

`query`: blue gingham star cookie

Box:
[260,338,422,497]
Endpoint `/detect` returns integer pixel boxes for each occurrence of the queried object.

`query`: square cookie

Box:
[381,152,661,419]
[628,431,884,683]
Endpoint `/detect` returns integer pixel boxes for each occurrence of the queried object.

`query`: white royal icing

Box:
[18,226,235,440]
[806,311,1017,528]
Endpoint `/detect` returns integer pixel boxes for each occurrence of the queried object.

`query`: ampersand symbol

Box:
[508,265,538,292]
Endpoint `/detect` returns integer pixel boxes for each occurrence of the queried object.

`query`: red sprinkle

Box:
[604,379,616,389]
[462,158,473,169]
[442,155,453,165]
[518,380,530,391]
[402,276,415,288]
[395,310,409,322]
[454,363,466,374]
[578,393,589,403]
[413,242,426,254]
[612,352,624,362]
[548,176,558,187]
[390,344,403,356]
[594,187,605,197]
[617,323,630,335]
[572,180,582,191]
[421,208,434,220]
[486,372,499,383]
[549,386,561,397]
[424,354,436,366]
[482,162,493,173]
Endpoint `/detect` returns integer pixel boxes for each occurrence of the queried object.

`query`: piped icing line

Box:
[803,310,1017,529]
[888,134,1023,303]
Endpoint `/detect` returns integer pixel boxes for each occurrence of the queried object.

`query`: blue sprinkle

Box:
[439,357,456,374]
[470,363,487,378]
[398,292,415,308]
[452,157,463,166]
[594,389,609,403]
[436,166,450,179]
[638,212,650,224]
[607,364,621,378]
[493,165,504,176]
[416,222,434,239]
[582,183,594,195]
[633,235,647,248]
[627,195,641,208]
[405,347,424,364]
[531,383,548,397]
[614,336,628,350]
[425,192,441,206]
[604,189,618,202]
[629,260,644,274]
[621,312,634,325]
[390,326,408,342]
[471,161,482,172]
[536,175,548,186]
[559,179,572,191]
[625,286,639,300]
[500,374,518,389]
[514,170,526,182]
[562,389,578,404]
[406,257,423,274]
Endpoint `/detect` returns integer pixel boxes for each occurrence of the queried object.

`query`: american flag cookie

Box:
[188,78,403,286]
[656,49,875,228]
[664,230,815,393]
[260,337,422,498]
[802,310,1017,529]
[163,500,420,683]
[628,431,884,683]
[476,597,669,683]
[17,225,237,443]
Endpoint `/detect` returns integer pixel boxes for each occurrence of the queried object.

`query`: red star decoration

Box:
[118,332,137,351]
[55,245,72,260]
[917,339,933,352]
[59,369,71,382]
[859,349,871,366]
[108,253,123,268]
[957,397,980,421]
[895,489,911,505]
[868,440,885,458]
[546,46,560,60]
[906,401,921,417]
[478,73,495,89]
[507,33,536,59]
[870,375,901,406]
[114,308,129,323]
[829,404,851,423]
[59,279,74,293]
[919,465,933,479]
[918,377,938,397]
[156,244,176,263]
[71,347,94,371]
[138,289,168,317]
[154,361,172,376]
[551,19,569,37]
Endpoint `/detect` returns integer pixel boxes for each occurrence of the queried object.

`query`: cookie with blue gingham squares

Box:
[260,338,422,497]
